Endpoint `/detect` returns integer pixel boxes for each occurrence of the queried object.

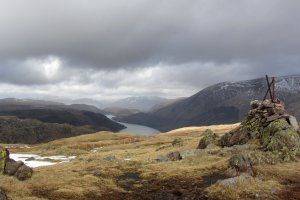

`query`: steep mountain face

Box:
[110,96,175,112]
[117,74,300,132]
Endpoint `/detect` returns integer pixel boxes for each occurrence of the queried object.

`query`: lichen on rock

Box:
[220,99,300,163]
[197,129,219,149]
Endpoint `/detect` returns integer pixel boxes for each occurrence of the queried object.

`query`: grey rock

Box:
[266,114,281,122]
[288,115,299,131]
[156,155,169,162]
[103,155,116,161]
[25,157,35,161]
[228,154,254,177]
[218,175,252,188]
[166,151,182,161]
[5,159,23,176]
[250,100,261,109]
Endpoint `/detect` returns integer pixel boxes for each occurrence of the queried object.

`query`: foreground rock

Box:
[156,151,182,162]
[0,148,33,180]
[197,129,219,149]
[220,99,300,161]
[225,154,254,177]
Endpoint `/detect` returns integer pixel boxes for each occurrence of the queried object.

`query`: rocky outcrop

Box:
[0,148,33,181]
[197,129,219,149]
[220,99,300,161]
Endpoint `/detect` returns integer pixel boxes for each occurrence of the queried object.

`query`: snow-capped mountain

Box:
[117,74,300,132]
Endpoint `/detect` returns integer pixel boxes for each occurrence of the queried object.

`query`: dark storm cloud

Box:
[0,0,300,99]
[0,0,300,69]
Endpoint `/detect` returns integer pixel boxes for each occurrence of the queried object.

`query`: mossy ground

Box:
[0,123,299,200]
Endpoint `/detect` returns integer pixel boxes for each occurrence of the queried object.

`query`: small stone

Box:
[93,170,102,177]
[228,154,254,177]
[103,155,116,161]
[156,155,169,162]
[25,157,35,161]
[218,175,253,188]
[267,107,275,115]
[266,114,281,122]
[288,115,299,131]
[166,151,182,161]
[250,100,261,109]
[262,100,274,108]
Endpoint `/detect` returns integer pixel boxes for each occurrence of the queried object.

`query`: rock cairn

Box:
[221,98,300,162]
[0,148,33,181]
[248,99,298,131]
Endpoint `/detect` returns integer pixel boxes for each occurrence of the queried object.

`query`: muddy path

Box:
[105,168,227,200]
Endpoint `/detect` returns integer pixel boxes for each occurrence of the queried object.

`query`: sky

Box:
[0,0,300,102]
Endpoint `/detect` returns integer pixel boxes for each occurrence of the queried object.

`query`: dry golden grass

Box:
[0,124,299,200]
[206,177,281,200]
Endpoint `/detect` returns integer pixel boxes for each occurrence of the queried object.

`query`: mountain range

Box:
[116,74,300,132]
[109,96,180,112]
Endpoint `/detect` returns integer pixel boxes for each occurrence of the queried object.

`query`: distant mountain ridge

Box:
[117,74,300,132]
[109,96,182,112]
[0,98,125,143]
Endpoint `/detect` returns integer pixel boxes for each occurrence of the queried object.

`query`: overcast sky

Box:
[0,0,300,102]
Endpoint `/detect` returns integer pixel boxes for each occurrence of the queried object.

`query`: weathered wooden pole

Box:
[264,75,273,101]
[272,77,276,101]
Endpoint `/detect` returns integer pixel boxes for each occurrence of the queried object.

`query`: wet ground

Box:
[110,170,228,200]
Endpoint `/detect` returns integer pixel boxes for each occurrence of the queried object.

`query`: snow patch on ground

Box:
[10,154,76,168]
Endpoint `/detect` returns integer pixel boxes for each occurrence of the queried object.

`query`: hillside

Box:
[0,98,126,144]
[0,98,106,114]
[0,109,125,133]
[0,116,96,144]
[117,74,300,132]
[1,124,299,200]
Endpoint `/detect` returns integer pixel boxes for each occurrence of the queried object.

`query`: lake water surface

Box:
[106,115,161,135]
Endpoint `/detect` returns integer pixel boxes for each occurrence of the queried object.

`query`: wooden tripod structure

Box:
[263,75,276,102]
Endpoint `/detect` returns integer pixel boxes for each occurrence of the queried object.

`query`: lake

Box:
[106,115,161,135]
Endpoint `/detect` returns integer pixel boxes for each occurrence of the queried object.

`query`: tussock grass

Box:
[1,124,299,200]
[206,177,281,200]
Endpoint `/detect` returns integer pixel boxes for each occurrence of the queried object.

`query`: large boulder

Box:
[220,126,250,147]
[4,159,23,176]
[261,119,300,161]
[197,129,219,149]
[15,165,33,181]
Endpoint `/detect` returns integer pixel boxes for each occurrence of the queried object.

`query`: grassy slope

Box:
[0,123,299,200]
